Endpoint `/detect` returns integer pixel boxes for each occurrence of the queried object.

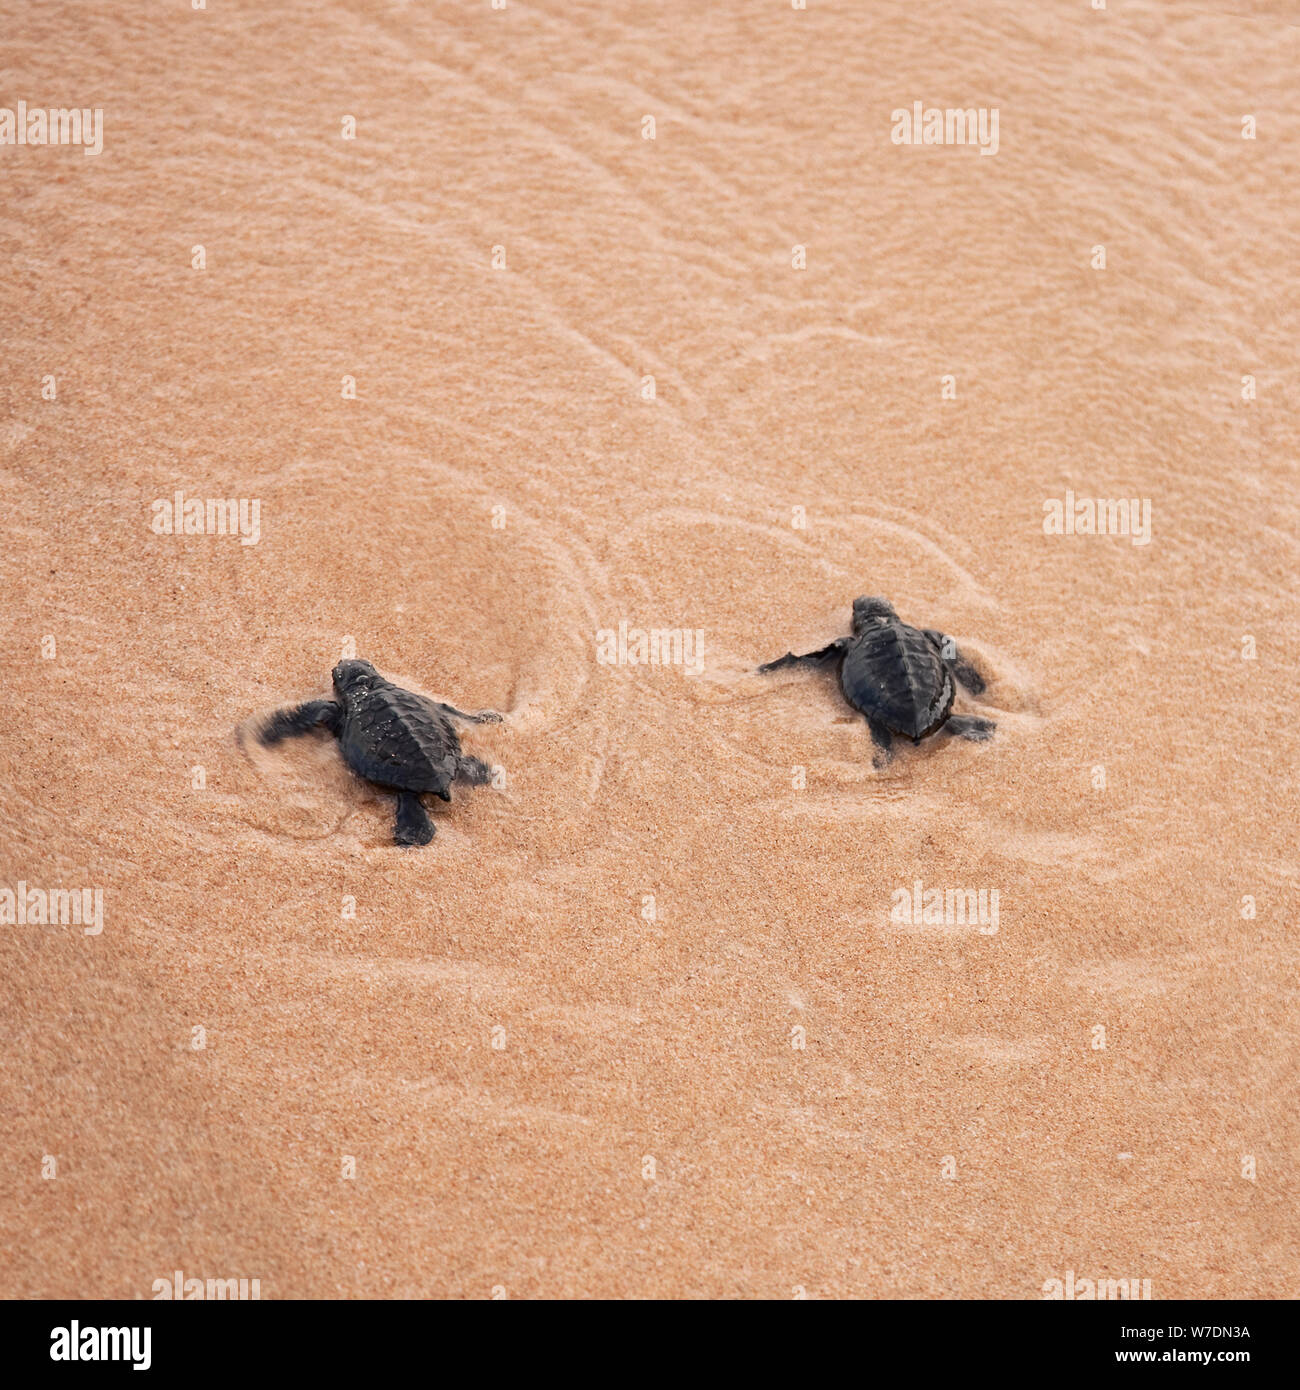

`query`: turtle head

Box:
[851,595,897,634]
[332,658,380,696]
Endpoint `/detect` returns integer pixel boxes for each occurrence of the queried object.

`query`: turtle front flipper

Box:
[437,702,503,725]
[258,699,342,743]
[923,630,987,695]
[394,791,435,846]
[758,638,848,673]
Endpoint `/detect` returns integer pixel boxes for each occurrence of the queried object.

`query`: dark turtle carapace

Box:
[759,596,994,764]
[255,659,502,846]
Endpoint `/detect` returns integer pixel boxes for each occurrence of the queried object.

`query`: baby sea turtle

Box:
[759,596,994,764]
[257,659,501,846]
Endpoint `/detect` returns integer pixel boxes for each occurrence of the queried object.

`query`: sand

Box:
[1,0,1297,1299]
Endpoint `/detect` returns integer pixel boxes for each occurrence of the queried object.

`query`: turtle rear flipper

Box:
[456,755,494,786]
[945,715,995,743]
[867,717,894,769]
[394,791,435,846]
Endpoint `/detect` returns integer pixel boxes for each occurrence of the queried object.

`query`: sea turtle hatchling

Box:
[256,659,502,846]
[759,596,994,765]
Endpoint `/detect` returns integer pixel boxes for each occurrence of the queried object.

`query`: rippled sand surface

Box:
[2,0,1297,1297]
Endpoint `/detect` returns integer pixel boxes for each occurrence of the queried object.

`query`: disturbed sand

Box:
[1,0,1297,1298]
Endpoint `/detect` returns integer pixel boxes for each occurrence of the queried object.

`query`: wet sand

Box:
[1,0,1297,1297]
